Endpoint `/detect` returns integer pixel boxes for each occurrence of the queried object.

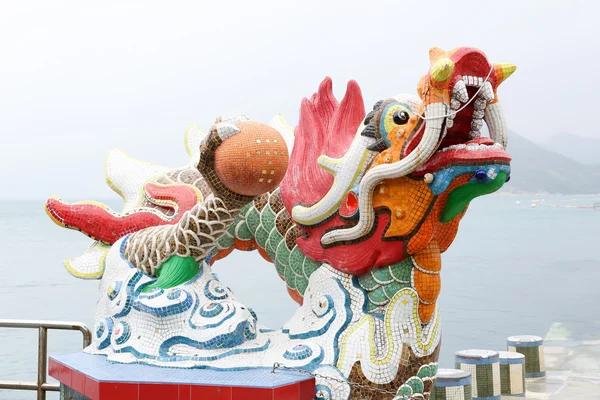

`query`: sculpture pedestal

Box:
[48,352,315,400]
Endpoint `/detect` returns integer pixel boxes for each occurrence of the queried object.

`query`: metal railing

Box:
[0,319,92,400]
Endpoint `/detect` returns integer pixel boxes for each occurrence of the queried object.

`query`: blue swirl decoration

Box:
[106,281,123,301]
[315,385,331,400]
[199,302,224,318]
[248,308,258,322]
[158,320,252,356]
[94,318,113,350]
[283,344,313,361]
[167,289,182,300]
[190,301,237,330]
[133,288,193,317]
[137,287,164,300]
[283,295,336,340]
[113,321,131,345]
[204,280,229,301]
[113,270,144,318]
[244,320,257,341]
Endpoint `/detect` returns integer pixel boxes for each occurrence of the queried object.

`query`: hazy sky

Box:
[1,0,598,200]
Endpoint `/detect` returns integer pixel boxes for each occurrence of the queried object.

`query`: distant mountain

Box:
[540,133,600,165]
[501,131,600,194]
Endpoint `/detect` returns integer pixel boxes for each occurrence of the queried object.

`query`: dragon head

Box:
[281,46,515,275]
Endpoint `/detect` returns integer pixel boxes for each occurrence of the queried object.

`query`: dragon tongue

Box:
[469,137,494,146]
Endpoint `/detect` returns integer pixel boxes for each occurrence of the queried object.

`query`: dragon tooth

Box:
[450,98,461,110]
[474,98,487,110]
[471,119,484,131]
[480,81,495,102]
[446,118,454,128]
[466,143,479,151]
[472,109,485,119]
[469,130,482,139]
[453,80,469,103]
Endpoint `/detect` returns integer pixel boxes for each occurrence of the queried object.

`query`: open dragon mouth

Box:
[414,65,511,176]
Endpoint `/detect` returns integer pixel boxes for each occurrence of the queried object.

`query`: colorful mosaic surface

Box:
[47,46,515,400]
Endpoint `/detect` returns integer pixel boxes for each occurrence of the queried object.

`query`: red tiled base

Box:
[49,358,316,400]
[140,383,180,400]
[299,379,316,399]
[179,385,191,400]
[274,383,300,400]
[100,382,139,400]
[191,385,232,400]
[232,387,274,400]
[71,370,87,394]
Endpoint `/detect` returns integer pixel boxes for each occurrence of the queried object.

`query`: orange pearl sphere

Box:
[214,121,289,196]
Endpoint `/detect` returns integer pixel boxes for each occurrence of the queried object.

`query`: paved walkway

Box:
[524,322,600,399]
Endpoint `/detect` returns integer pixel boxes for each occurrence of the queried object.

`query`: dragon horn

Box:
[429,47,446,62]
[494,63,517,86]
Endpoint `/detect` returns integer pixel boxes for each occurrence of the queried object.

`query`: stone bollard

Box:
[498,351,526,398]
[506,335,546,379]
[431,368,472,400]
[455,349,501,400]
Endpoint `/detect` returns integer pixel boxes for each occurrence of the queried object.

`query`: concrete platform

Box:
[523,322,600,399]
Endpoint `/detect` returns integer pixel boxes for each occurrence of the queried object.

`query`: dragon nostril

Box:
[505,174,511,182]
[475,170,487,181]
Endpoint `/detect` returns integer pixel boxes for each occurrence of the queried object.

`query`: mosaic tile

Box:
[45,46,516,400]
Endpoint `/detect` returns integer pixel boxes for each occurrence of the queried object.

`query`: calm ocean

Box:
[1,195,599,399]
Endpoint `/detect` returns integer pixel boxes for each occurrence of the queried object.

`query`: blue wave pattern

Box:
[94,318,113,350]
[86,238,347,379]
[133,288,194,317]
[283,295,337,340]
[113,321,131,345]
[283,344,313,360]
[93,245,276,365]
[107,281,123,300]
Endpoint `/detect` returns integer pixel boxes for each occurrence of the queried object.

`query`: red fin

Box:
[45,182,200,244]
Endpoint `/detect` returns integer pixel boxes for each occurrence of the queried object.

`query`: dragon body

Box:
[46,46,515,399]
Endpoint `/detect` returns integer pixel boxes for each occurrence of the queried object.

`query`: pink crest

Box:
[280,77,365,211]
[281,78,405,276]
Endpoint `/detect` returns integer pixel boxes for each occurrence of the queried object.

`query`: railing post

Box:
[0,319,90,397]
[37,326,48,400]
[82,326,92,348]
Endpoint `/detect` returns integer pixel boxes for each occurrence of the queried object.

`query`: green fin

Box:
[142,255,199,292]
[440,171,507,223]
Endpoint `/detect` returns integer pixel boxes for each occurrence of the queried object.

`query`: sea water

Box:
[0,194,598,399]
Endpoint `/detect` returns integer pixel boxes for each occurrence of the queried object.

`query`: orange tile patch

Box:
[412,242,442,323]
[372,172,474,323]
[287,286,303,306]
[372,177,434,239]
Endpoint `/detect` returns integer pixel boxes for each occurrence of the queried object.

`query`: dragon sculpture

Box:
[46,46,515,400]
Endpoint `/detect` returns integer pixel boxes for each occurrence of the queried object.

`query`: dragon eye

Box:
[393,110,410,125]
